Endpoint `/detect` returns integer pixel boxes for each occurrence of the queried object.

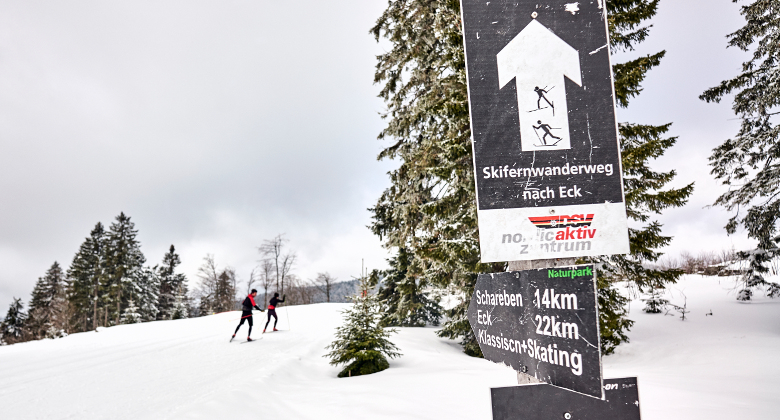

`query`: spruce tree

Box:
[157,245,188,320]
[584,0,694,354]
[1,298,27,345]
[370,0,691,356]
[67,222,107,331]
[325,277,401,377]
[375,249,443,327]
[370,0,501,357]
[700,0,780,300]
[103,212,146,325]
[213,270,237,313]
[27,262,68,339]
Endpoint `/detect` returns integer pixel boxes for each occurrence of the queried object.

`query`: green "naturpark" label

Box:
[548,267,593,279]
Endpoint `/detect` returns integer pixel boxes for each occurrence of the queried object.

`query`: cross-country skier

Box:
[231,289,264,342]
[264,292,286,333]
[534,86,554,111]
[533,120,562,145]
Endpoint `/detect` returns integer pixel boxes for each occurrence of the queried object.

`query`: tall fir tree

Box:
[27,262,68,339]
[0,297,27,345]
[325,276,401,377]
[103,212,146,325]
[585,0,693,354]
[156,245,188,320]
[67,222,107,331]
[700,0,780,300]
[370,0,691,356]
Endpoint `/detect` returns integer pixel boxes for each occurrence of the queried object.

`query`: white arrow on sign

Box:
[497,19,582,151]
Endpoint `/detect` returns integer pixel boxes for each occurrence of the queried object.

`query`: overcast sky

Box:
[0,0,754,311]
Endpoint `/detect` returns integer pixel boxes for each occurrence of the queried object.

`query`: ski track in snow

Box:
[0,275,779,419]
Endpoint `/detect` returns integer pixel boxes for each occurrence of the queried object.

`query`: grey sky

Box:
[0,0,756,311]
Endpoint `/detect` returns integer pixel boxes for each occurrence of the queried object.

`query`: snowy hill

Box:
[0,275,778,419]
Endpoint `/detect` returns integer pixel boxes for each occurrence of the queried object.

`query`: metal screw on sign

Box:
[531,11,538,19]
[563,413,572,419]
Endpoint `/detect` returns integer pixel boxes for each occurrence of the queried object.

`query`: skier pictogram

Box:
[497,19,582,151]
[533,86,555,115]
[533,120,562,146]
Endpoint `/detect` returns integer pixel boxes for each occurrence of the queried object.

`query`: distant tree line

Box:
[1,212,190,345]
[0,224,356,346]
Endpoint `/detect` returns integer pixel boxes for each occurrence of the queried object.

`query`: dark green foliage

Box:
[369,0,503,357]
[214,270,237,313]
[325,277,401,377]
[103,212,147,324]
[27,262,68,339]
[700,0,780,300]
[67,223,106,332]
[1,298,27,345]
[587,0,692,350]
[596,275,632,355]
[375,248,443,327]
[641,285,669,314]
[157,245,189,320]
[369,0,691,356]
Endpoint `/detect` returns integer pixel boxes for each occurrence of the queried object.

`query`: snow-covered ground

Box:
[0,274,778,419]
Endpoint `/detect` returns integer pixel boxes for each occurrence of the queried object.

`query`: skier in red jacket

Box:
[263,292,285,333]
[231,289,264,342]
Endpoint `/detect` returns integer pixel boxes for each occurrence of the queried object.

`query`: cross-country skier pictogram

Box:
[533,120,562,146]
[231,289,265,342]
[534,86,555,114]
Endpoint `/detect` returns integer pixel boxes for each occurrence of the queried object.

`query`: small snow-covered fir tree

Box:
[1,298,27,345]
[120,299,142,324]
[642,284,669,313]
[700,0,780,301]
[171,285,190,320]
[325,277,401,377]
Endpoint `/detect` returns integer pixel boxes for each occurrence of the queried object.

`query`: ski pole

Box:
[285,306,291,331]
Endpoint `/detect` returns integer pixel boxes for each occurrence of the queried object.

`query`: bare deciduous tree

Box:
[284,275,315,306]
[312,272,336,303]
[260,260,275,306]
[244,267,258,296]
[195,255,219,314]
[259,234,296,296]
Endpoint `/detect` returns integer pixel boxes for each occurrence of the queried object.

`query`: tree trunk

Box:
[508,257,576,384]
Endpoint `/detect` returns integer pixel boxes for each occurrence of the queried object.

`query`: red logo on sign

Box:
[528,214,594,229]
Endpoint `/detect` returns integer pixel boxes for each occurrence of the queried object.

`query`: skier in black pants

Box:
[231,289,264,342]
[264,292,285,333]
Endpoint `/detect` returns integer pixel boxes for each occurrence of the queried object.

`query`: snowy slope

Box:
[0,275,778,419]
[605,275,780,419]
